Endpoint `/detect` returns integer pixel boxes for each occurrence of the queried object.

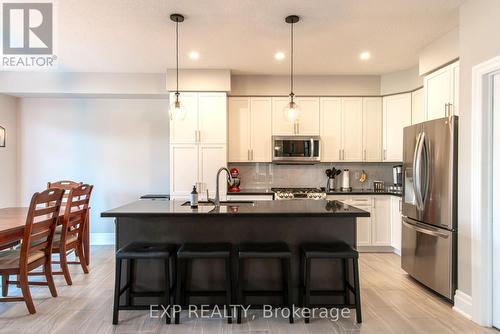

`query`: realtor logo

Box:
[1,1,57,69]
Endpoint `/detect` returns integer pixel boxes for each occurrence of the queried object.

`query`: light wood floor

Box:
[0,246,496,334]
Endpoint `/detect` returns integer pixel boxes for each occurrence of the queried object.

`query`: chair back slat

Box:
[47,180,82,210]
[20,188,65,268]
[61,184,93,246]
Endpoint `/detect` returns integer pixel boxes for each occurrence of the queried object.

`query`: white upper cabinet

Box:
[294,97,320,135]
[169,92,199,144]
[272,97,319,135]
[424,60,459,121]
[411,88,425,125]
[250,97,272,162]
[320,98,343,161]
[228,97,271,162]
[228,98,251,162]
[272,97,294,135]
[383,93,412,162]
[342,98,364,162]
[362,97,382,162]
[170,92,227,144]
[198,93,227,144]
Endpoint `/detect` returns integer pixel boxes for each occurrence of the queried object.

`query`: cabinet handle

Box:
[399,199,402,213]
[297,123,300,134]
[339,149,342,160]
[247,149,250,161]
[343,149,345,160]
[251,149,254,161]
[383,149,387,160]
[364,149,366,161]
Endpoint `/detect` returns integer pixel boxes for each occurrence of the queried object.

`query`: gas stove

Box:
[271,187,327,200]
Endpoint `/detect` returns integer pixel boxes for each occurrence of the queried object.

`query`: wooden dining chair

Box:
[51,184,93,285]
[0,188,64,314]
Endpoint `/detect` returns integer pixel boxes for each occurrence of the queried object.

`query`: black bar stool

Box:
[237,242,293,324]
[299,242,361,323]
[175,242,233,324]
[113,242,177,325]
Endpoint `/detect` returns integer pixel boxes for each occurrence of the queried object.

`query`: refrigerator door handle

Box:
[413,132,424,210]
[402,220,449,239]
[421,132,430,206]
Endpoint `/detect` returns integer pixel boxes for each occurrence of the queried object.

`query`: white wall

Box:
[419,28,459,75]
[17,98,170,234]
[230,75,381,96]
[380,66,423,95]
[456,0,500,296]
[0,94,18,208]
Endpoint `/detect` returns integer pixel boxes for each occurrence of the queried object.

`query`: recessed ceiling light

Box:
[360,51,371,60]
[275,52,285,61]
[189,51,200,60]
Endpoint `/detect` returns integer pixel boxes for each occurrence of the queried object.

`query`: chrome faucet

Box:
[213,167,234,207]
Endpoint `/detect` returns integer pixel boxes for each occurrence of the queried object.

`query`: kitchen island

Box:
[101,199,369,305]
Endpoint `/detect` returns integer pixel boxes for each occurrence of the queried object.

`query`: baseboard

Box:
[90,233,115,245]
[453,290,473,320]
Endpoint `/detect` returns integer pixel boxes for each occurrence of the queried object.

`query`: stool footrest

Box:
[303,303,357,309]
[304,289,346,296]
[129,291,167,298]
[186,290,228,297]
[242,290,286,297]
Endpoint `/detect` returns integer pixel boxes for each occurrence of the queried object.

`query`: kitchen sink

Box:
[181,200,255,207]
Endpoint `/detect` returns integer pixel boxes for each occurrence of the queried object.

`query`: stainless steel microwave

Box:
[272,136,321,164]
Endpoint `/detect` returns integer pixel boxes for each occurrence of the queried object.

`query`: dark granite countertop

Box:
[101,199,370,218]
[227,188,402,197]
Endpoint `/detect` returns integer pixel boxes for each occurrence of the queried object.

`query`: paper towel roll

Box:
[342,169,350,189]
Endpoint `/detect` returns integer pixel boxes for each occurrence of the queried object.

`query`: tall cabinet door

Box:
[383,93,412,162]
[198,144,227,198]
[170,93,199,144]
[170,144,199,198]
[272,97,294,135]
[342,98,363,162]
[362,97,382,161]
[295,97,320,135]
[373,197,392,246]
[228,97,251,162]
[250,97,272,162]
[198,93,227,144]
[411,88,425,125]
[424,66,452,121]
[320,98,342,162]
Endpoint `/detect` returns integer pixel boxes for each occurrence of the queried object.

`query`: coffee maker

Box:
[390,165,403,194]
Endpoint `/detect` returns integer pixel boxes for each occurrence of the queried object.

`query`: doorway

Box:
[493,73,500,329]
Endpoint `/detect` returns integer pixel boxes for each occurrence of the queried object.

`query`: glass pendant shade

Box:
[169,96,187,121]
[0,126,5,147]
[283,100,301,123]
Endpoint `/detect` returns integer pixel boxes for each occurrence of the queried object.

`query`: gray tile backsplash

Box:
[228,162,397,190]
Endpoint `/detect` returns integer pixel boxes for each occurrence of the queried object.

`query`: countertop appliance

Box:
[272,187,326,200]
[390,165,403,194]
[401,116,458,301]
[272,136,320,164]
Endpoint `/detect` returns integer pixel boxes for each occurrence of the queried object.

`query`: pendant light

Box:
[283,15,300,123]
[169,13,186,121]
[0,126,5,147]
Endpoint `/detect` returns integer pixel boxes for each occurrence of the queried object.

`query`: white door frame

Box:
[470,54,500,326]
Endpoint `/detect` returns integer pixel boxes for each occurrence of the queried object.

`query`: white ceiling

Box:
[54,0,464,75]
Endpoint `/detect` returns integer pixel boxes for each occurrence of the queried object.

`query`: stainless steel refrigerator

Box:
[401,116,458,301]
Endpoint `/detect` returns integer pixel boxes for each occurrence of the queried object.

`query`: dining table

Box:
[0,207,90,265]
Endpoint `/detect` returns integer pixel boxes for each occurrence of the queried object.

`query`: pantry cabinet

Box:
[372,196,391,246]
[272,97,320,135]
[228,97,272,162]
[424,60,459,121]
[383,93,412,162]
[170,144,227,199]
[411,88,425,125]
[170,92,227,199]
[170,92,227,144]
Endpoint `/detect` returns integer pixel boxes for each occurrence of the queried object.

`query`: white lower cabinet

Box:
[327,195,394,250]
[372,197,391,246]
[390,196,402,253]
